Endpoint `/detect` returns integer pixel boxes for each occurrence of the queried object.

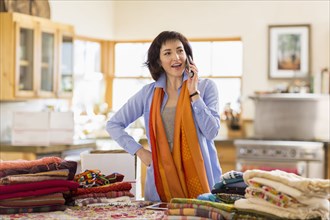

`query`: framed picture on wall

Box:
[268,24,311,79]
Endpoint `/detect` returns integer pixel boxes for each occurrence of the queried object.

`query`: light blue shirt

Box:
[106,72,222,201]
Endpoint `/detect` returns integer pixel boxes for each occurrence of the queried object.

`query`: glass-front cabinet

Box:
[0,12,74,100]
[39,29,56,97]
[16,23,36,97]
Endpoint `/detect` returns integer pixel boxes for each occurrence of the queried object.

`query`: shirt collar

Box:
[155,71,189,89]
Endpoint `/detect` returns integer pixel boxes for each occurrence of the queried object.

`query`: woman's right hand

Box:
[136,147,152,167]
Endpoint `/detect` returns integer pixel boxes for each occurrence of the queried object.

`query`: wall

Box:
[50,0,115,39]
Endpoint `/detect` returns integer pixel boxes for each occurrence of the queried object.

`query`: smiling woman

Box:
[106,31,222,202]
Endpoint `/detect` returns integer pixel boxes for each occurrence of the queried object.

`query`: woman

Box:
[106,31,222,202]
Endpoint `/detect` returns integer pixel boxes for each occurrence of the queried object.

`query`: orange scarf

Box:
[149,81,210,202]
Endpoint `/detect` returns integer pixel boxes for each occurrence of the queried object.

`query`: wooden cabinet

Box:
[215,140,236,173]
[0,12,74,100]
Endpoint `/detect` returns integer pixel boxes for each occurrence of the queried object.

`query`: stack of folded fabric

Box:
[210,170,247,204]
[234,169,330,220]
[72,169,134,206]
[0,157,79,214]
[165,198,236,220]
[165,171,247,220]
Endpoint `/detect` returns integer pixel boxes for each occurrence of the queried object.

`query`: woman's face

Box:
[159,39,187,78]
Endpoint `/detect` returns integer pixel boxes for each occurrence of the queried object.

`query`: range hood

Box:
[250,94,329,141]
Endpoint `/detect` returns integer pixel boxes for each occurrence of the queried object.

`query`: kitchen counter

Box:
[0,140,96,154]
[0,140,97,161]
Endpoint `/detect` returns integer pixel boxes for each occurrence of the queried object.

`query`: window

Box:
[73,39,104,115]
[112,39,243,117]
[72,38,105,138]
[190,40,243,114]
[112,42,152,111]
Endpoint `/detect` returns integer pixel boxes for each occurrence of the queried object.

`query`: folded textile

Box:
[243,169,330,198]
[106,172,125,183]
[170,198,235,213]
[0,179,79,195]
[73,181,132,196]
[164,216,210,220]
[72,190,134,199]
[245,186,296,208]
[211,186,246,195]
[214,193,245,204]
[0,169,70,185]
[241,165,299,175]
[167,208,223,220]
[235,198,328,220]
[0,175,68,185]
[197,193,220,202]
[75,196,131,206]
[231,209,282,220]
[247,177,329,211]
[0,192,65,207]
[0,186,70,200]
[167,202,232,219]
[74,170,125,188]
[0,160,77,180]
[0,157,63,171]
[212,171,244,190]
[0,204,66,215]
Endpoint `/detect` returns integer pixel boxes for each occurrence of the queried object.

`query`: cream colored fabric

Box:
[243,169,330,198]
[248,177,329,211]
[235,198,329,220]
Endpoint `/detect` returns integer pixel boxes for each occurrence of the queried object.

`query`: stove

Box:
[234,139,325,178]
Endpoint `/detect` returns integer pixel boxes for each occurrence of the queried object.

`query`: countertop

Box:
[250,93,329,101]
[0,139,97,154]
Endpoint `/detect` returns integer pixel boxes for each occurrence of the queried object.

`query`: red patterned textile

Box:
[0,179,79,195]
[0,193,65,207]
[73,182,132,196]
[0,187,70,200]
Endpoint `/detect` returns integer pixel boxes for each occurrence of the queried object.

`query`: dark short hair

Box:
[144,31,193,81]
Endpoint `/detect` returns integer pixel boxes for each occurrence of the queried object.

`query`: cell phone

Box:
[145,202,168,210]
[186,55,194,78]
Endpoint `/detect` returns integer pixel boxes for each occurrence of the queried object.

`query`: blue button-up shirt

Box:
[106,72,222,201]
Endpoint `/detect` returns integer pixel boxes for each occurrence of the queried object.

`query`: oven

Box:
[234,139,325,179]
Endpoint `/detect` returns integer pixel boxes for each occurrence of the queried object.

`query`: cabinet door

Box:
[15,22,37,97]
[38,28,56,97]
[58,33,74,97]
